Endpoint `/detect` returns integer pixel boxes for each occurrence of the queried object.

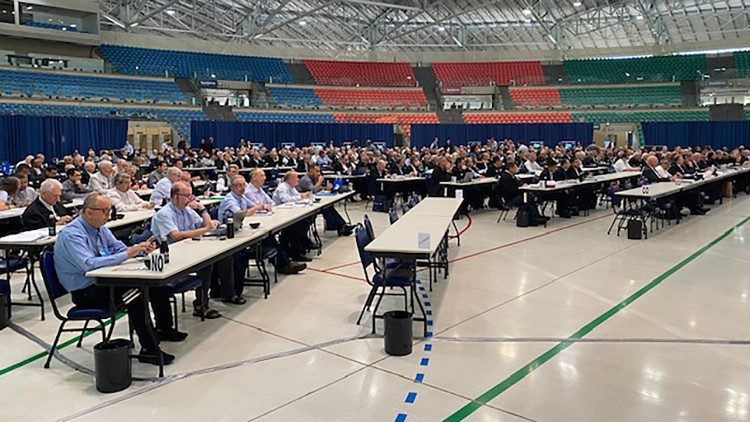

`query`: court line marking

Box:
[443,214,750,421]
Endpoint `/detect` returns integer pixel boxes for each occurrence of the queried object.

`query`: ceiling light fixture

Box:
[522,9,532,16]
[572,1,581,6]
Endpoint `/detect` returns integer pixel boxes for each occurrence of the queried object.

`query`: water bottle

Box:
[160,236,170,263]
[226,217,235,239]
[48,214,56,236]
[110,206,117,221]
[216,177,226,192]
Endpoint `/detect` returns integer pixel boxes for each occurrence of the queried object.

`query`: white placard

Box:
[418,232,430,249]
[455,189,464,199]
[148,252,165,272]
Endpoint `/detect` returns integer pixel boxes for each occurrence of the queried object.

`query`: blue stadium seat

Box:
[99,45,292,83]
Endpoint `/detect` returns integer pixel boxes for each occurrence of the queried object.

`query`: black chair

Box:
[388,208,399,224]
[242,244,277,299]
[354,225,418,333]
[39,247,117,369]
[0,256,30,319]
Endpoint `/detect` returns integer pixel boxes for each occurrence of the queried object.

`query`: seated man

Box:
[498,162,524,208]
[151,182,230,317]
[54,193,184,366]
[107,173,155,212]
[297,165,354,236]
[147,161,168,188]
[216,176,306,300]
[87,160,115,194]
[150,167,182,206]
[247,169,314,262]
[12,174,38,206]
[21,179,74,230]
[61,168,92,202]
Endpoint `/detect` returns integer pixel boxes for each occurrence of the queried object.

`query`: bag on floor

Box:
[372,195,392,213]
[627,219,643,240]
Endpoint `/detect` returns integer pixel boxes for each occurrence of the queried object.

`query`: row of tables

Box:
[365,197,464,337]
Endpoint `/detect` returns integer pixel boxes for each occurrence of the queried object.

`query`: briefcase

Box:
[627,219,642,240]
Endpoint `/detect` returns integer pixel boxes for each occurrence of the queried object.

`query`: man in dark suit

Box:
[642,155,671,183]
[498,162,524,207]
[21,179,74,230]
[368,159,388,197]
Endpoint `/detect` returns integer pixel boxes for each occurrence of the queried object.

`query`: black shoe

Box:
[293,254,313,262]
[337,226,353,236]
[278,265,300,275]
[292,262,307,272]
[157,328,188,342]
[138,349,175,366]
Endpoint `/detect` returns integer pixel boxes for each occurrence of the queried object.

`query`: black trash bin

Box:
[0,293,8,330]
[384,310,413,356]
[94,339,132,393]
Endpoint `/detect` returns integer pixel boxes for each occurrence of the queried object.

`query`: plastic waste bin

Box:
[94,339,132,393]
[384,310,413,356]
[0,294,8,330]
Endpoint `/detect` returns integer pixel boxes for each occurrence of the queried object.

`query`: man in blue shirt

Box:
[54,193,182,366]
[151,181,235,314]
[248,169,315,262]
[219,177,305,290]
[150,167,183,206]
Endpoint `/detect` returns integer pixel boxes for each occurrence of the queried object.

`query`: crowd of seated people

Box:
[1,137,748,365]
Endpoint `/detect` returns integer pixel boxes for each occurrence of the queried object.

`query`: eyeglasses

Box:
[89,207,112,214]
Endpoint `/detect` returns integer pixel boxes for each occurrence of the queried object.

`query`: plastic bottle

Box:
[226,217,235,239]
[48,214,56,236]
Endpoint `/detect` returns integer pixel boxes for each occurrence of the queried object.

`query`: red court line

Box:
[323,261,361,272]
[307,267,366,282]
[449,213,612,264]
[449,214,473,238]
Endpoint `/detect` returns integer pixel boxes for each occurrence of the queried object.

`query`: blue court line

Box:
[405,392,418,404]
[415,373,425,383]
[395,413,407,422]
[420,358,430,366]
[424,344,432,351]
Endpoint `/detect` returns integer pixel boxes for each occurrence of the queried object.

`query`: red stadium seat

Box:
[432,61,544,87]
[304,60,416,87]
[314,87,427,109]
[464,112,572,124]
[509,88,561,107]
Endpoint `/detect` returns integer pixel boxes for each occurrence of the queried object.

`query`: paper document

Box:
[418,232,430,249]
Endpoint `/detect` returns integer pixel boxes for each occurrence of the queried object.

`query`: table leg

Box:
[142,287,164,378]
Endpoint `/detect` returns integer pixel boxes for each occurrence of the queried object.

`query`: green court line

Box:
[444,215,750,421]
[0,313,124,377]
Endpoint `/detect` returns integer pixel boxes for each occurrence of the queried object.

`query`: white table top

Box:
[183,167,216,172]
[440,177,498,188]
[377,176,424,183]
[617,166,750,199]
[582,166,610,172]
[0,210,154,247]
[87,224,267,280]
[322,174,366,179]
[246,192,355,233]
[365,215,454,256]
[520,172,638,193]
[407,198,463,218]
[0,198,84,221]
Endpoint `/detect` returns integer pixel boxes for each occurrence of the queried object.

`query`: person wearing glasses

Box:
[107,173,155,212]
[54,193,184,366]
[151,181,231,319]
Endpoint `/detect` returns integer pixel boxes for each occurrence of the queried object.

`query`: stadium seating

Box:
[464,112,572,124]
[0,101,206,140]
[509,88,561,107]
[304,60,416,87]
[564,54,707,84]
[235,111,335,123]
[571,109,709,123]
[733,51,750,78]
[99,45,292,83]
[432,61,544,87]
[268,86,322,108]
[314,88,427,109]
[24,21,79,32]
[559,85,682,108]
[0,68,190,104]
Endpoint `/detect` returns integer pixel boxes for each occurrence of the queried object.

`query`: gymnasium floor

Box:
[1,194,750,421]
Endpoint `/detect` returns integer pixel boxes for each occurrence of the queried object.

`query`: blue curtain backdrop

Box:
[642,121,750,150]
[0,115,128,162]
[191,121,394,148]
[409,123,594,149]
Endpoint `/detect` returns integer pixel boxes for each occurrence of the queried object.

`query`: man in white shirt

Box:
[108,173,155,212]
[87,160,115,193]
[523,152,544,174]
[272,171,310,205]
[150,167,183,205]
